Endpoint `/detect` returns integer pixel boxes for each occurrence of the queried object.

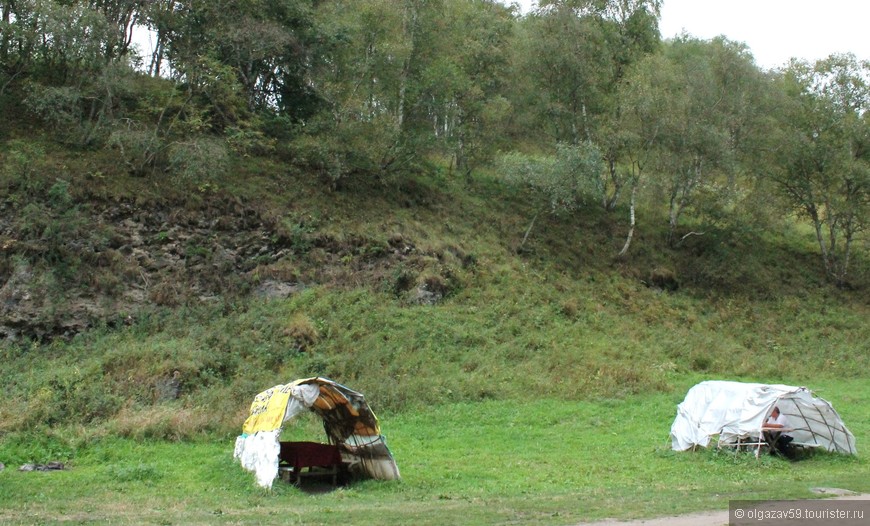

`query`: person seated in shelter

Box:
[762,406,793,457]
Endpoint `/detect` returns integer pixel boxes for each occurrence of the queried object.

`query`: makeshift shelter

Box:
[234,377,400,488]
[670,380,856,455]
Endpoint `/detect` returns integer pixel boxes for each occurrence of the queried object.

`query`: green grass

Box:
[3,274,866,436]
[1,378,867,525]
[1,120,868,525]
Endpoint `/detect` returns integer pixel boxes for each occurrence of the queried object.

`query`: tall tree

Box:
[766,54,870,286]
[140,0,178,77]
[165,0,322,122]
[516,0,660,209]
[519,2,612,145]
[420,0,514,176]
[300,0,416,184]
[632,36,756,246]
[593,0,661,212]
[287,0,515,185]
[611,51,671,255]
[87,0,142,61]
[0,1,111,84]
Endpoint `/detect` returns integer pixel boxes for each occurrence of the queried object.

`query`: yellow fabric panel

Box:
[241,384,294,434]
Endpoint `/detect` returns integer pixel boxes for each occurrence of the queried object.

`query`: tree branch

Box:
[676,231,705,246]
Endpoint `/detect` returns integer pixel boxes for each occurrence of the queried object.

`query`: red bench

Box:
[278,441,343,486]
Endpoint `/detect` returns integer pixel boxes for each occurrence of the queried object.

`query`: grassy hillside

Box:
[1,130,868,434]
[1,132,868,523]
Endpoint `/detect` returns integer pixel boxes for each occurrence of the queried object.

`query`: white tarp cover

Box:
[233,383,320,487]
[670,380,856,454]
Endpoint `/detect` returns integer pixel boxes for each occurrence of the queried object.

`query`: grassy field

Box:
[1,128,868,525]
[1,376,866,526]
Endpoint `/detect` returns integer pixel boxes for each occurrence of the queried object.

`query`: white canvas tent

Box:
[670,380,856,455]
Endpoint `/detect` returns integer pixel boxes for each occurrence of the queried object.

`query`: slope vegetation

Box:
[0,133,867,438]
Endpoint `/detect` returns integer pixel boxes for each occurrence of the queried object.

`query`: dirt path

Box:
[575,492,870,526]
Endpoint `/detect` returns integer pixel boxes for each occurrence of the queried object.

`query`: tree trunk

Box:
[119,8,138,58]
[808,205,834,281]
[520,213,539,251]
[605,156,623,211]
[838,230,853,287]
[398,1,418,131]
[1,1,10,64]
[581,103,591,142]
[149,29,164,77]
[667,191,680,246]
[667,161,702,246]
[617,182,637,257]
[147,0,176,77]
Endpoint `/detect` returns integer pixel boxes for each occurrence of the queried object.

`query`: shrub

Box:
[0,140,48,196]
[498,142,603,214]
[289,113,417,189]
[24,64,133,147]
[167,137,229,183]
[24,84,86,140]
[0,429,78,465]
[225,126,276,156]
[107,123,164,176]
[284,314,320,353]
[110,406,226,441]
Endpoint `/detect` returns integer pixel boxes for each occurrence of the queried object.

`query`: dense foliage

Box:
[2,0,866,283]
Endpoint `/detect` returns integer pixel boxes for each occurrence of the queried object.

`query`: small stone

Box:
[254,280,304,299]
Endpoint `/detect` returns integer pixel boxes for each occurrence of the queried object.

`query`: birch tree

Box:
[767,54,870,286]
